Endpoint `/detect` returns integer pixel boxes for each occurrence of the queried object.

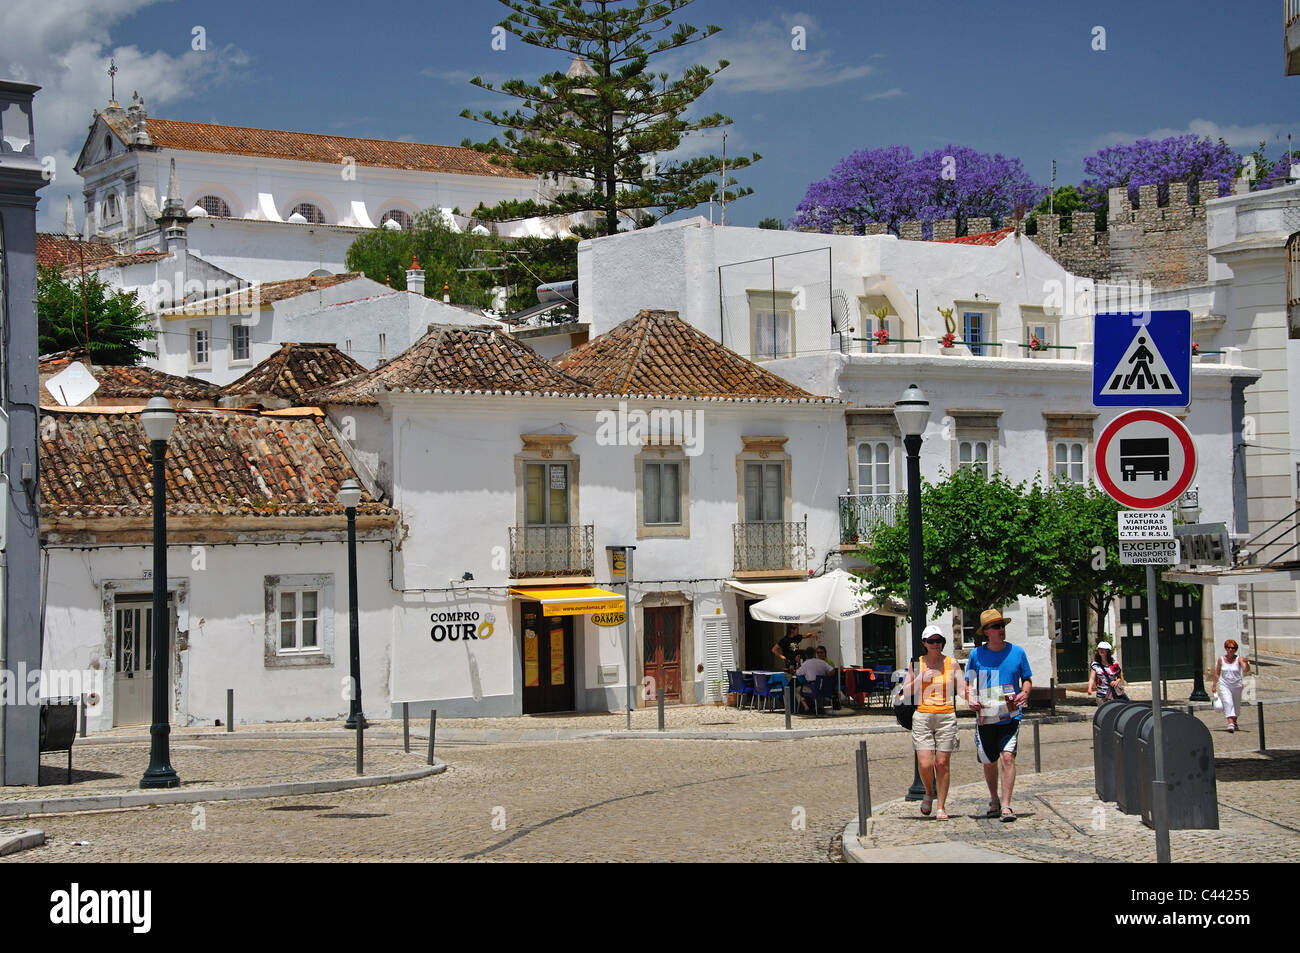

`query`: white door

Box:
[113,596,172,727]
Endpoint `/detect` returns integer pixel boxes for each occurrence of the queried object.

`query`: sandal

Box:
[986,797,1001,818]
[920,795,933,816]
[935,808,950,821]
[1000,806,1017,823]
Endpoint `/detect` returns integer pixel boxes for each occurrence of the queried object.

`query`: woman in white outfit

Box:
[1212,639,1251,732]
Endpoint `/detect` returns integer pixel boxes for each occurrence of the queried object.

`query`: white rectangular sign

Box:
[1118,510,1174,540]
[1120,539,1180,565]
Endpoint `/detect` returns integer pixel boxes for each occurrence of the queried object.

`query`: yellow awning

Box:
[509,586,625,617]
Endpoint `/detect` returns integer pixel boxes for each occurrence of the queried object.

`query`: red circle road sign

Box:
[1094,409,1197,509]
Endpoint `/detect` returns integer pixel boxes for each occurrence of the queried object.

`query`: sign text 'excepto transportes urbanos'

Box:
[1119,539,1180,565]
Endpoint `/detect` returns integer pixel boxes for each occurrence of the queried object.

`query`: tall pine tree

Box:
[461,0,759,236]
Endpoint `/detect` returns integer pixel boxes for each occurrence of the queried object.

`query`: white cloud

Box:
[1093,118,1294,151]
[1,0,248,229]
[863,87,905,102]
[669,13,875,95]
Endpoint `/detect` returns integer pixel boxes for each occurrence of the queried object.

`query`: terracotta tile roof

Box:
[106,116,532,179]
[305,324,598,405]
[36,234,120,270]
[934,226,1015,246]
[61,249,170,276]
[39,408,388,519]
[162,273,363,316]
[218,343,368,405]
[554,310,833,402]
[39,351,220,404]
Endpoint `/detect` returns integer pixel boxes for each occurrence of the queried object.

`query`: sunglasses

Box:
[923,638,944,644]
[985,624,1006,631]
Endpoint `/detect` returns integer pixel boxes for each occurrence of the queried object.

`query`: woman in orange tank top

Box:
[902,624,960,820]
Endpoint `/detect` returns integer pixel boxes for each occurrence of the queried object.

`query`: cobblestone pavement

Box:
[7,702,1298,862]
[3,736,422,801]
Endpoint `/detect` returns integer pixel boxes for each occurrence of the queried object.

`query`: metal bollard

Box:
[227,689,234,733]
[856,740,872,838]
[1257,701,1265,753]
[427,709,437,765]
[79,695,87,738]
[1050,678,1056,716]
[403,702,410,753]
[657,684,665,731]
[784,683,793,730]
[356,717,364,776]
[1033,720,1041,773]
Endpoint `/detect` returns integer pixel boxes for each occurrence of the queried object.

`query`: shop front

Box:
[510,586,625,714]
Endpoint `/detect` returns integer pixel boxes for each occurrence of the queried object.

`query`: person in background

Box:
[1088,641,1122,705]
[964,609,1032,822]
[771,625,801,670]
[903,624,959,820]
[1212,639,1251,732]
[795,645,834,713]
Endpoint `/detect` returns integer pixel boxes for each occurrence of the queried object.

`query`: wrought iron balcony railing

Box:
[733,520,808,573]
[509,524,595,578]
[838,493,906,545]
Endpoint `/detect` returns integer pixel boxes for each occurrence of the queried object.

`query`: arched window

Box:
[101,193,120,222]
[197,195,231,217]
[289,202,325,224]
[379,209,413,231]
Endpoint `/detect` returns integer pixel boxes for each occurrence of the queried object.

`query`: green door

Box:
[1117,589,1200,681]
[1053,594,1091,684]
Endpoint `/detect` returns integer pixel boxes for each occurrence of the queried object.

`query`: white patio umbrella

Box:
[747,569,875,624]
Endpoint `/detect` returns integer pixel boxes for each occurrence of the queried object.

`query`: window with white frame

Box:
[856,440,893,497]
[859,296,897,352]
[1054,440,1086,484]
[230,322,251,363]
[265,573,334,667]
[190,324,211,368]
[749,291,794,361]
[958,440,990,478]
[957,302,997,356]
[1021,306,1059,351]
[278,589,320,653]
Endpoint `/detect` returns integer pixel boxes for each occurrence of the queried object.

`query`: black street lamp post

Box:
[140,396,179,789]
[1180,488,1210,702]
[894,384,931,801]
[338,478,366,730]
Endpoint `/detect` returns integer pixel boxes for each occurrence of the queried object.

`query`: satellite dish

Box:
[45,361,100,407]
[830,290,853,333]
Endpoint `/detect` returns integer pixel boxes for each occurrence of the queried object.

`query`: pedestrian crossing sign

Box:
[1092,310,1191,408]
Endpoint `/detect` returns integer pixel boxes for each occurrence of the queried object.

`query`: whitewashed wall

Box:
[41,538,392,729]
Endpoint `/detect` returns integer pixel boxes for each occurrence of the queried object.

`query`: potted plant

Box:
[1192,341,1201,363]
[871,307,898,353]
[1028,333,1050,358]
[938,306,958,353]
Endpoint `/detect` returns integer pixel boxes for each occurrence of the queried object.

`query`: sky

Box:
[5,0,1298,232]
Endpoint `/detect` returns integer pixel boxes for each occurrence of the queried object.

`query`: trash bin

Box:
[1093,701,1140,802]
[1138,710,1219,830]
[1113,705,1157,815]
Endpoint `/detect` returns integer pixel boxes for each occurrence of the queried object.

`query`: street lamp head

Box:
[337,477,363,510]
[893,383,931,438]
[140,395,177,443]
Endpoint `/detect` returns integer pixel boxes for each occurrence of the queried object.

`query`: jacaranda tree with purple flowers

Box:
[1080,135,1239,210]
[789,144,1043,236]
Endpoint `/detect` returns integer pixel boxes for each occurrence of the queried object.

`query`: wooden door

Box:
[1117,590,1200,681]
[521,602,575,713]
[643,606,682,701]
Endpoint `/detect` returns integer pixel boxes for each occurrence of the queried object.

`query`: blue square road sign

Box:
[1092,310,1191,408]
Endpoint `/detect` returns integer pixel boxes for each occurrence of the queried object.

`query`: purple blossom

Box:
[789,144,1043,236]
[1080,135,1239,207]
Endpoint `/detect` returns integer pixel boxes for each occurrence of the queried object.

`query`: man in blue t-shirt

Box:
[963,609,1033,822]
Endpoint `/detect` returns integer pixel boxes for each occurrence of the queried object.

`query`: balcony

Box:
[509,524,595,578]
[733,520,808,573]
[838,493,906,545]
[1288,0,1300,75]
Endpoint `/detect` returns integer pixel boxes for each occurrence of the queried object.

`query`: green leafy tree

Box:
[37,266,155,365]
[757,216,784,230]
[1048,480,1146,640]
[1026,184,1103,233]
[857,467,1068,626]
[460,0,759,236]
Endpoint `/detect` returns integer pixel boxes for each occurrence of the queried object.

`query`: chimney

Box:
[406,255,425,295]
[443,281,450,304]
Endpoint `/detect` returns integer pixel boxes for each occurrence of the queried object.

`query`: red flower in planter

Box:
[873,327,890,345]
[940,332,956,348]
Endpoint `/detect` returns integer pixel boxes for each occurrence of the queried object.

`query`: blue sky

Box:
[6,0,1297,230]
